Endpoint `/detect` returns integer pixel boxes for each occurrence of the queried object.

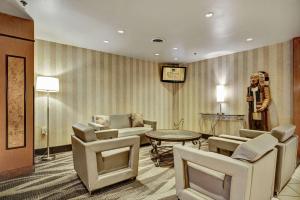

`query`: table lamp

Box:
[36,76,59,161]
[216,85,225,115]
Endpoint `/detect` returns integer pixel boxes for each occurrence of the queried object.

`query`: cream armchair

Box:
[218,125,298,194]
[71,123,140,194]
[174,134,278,200]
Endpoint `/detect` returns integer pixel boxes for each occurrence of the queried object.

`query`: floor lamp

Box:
[36,76,59,161]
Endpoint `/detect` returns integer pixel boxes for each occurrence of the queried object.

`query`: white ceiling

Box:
[0,0,31,19]
[7,0,300,62]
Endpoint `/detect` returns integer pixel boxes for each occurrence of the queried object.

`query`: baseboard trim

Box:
[35,144,72,155]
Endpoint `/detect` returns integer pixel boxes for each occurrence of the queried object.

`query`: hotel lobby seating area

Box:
[1,0,300,200]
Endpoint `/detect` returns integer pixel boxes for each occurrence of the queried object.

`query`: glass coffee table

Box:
[145,129,202,167]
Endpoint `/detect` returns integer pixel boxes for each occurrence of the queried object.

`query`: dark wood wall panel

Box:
[0,12,34,176]
[0,13,34,41]
[293,37,300,157]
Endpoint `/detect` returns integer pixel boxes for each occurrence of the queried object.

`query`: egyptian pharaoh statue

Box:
[246,71,271,131]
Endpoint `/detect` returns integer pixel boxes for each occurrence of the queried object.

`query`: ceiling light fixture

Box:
[173,47,178,50]
[20,0,28,7]
[154,53,160,56]
[117,30,125,34]
[152,38,164,43]
[104,40,110,43]
[174,57,178,60]
[246,38,253,42]
[205,12,214,18]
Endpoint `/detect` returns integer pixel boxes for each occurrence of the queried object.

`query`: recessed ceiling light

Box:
[152,38,164,43]
[20,0,28,7]
[117,30,125,34]
[104,40,110,43]
[246,38,253,42]
[154,53,160,56]
[205,12,214,18]
[173,47,178,50]
[174,57,178,60]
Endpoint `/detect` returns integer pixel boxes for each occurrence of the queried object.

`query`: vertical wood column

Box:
[0,12,34,178]
[293,37,300,158]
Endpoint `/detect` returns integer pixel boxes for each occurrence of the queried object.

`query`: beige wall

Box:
[34,40,174,149]
[177,41,293,135]
[34,40,293,148]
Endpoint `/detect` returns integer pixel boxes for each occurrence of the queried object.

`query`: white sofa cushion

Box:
[271,124,296,142]
[231,133,278,162]
[118,127,152,137]
[110,114,131,129]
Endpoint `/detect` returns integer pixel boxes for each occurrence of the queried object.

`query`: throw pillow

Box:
[131,113,144,127]
[94,115,110,129]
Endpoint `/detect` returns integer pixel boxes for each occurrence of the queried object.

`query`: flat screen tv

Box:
[161,66,186,83]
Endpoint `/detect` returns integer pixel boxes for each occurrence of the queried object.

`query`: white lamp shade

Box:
[216,85,225,102]
[36,76,59,92]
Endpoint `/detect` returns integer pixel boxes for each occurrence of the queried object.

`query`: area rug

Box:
[0,142,208,200]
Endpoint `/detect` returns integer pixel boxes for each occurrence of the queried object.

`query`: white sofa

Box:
[89,114,157,145]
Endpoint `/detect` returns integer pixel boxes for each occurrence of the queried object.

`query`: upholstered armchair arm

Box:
[94,129,118,140]
[219,134,251,142]
[239,129,269,138]
[85,135,139,153]
[88,122,104,131]
[208,136,244,153]
[144,120,157,131]
[173,145,252,200]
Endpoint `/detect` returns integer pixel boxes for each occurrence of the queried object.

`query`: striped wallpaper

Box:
[177,41,293,135]
[34,40,293,148]
[34,40,174,149]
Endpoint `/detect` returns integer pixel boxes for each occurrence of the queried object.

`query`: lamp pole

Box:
[42,92,55,161]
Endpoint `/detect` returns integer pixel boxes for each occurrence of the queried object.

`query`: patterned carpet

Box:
[1,141,299,200]
[0,142,206,200]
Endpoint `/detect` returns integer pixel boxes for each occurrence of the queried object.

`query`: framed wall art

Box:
[6,55,26,149]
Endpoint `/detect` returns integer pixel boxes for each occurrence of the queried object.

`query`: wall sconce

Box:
[216,85,225,114]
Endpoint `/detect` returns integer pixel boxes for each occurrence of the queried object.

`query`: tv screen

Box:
[161,66,186,83]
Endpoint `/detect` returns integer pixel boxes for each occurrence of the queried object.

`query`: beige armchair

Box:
[174,134,278,200]
[218,125,298,194]
[71,123,140,194]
